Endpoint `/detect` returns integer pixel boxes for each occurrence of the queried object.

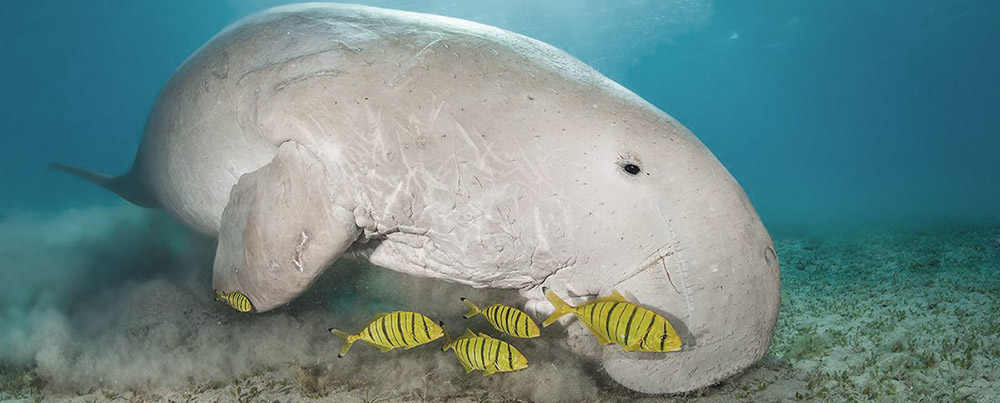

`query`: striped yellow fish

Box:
[215,290,253,312]
[542,288,682,353]
[329,311,444,357]
[460,297,540,338]
[441,327,528,375]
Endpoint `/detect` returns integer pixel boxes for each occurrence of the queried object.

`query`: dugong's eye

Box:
[622,163,641,175]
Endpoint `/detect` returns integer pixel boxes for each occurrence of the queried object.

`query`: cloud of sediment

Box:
[0,205,608,401]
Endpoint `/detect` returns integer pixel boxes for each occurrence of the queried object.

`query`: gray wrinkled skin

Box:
[116,3,778,394]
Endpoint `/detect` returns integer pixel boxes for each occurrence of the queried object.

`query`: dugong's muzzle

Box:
[602,180,780,393]
[530,162,781,394]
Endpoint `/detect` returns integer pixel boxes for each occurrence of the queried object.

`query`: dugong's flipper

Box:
[212,141,361,312]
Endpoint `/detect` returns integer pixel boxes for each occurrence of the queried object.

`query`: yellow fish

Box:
[460,297,540,338]
[542,288,682,353]
[441,326,528,375]
[329,311,444,357]
[215,290,253,312]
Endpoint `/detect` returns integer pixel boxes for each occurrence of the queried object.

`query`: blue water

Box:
[2,0,998,228]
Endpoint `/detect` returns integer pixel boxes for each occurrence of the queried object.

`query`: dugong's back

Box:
[135,3,621,236]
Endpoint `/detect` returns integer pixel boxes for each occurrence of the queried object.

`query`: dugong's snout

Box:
[601,195,781,394]
[528,119,782,393]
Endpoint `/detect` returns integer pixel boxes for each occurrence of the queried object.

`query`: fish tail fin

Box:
[49,162,160,208]
[542,288,575,327]
[329,328,355,358]
[460,297,480,319]
[439,321,452,352]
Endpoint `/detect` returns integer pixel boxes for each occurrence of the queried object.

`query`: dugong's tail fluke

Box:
[49,163,160,208]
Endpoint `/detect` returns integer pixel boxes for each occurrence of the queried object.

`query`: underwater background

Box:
[1,0,998,402]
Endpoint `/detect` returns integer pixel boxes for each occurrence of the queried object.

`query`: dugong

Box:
[56,3,779,394]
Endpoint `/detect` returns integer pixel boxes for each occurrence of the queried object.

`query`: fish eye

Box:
[622,163,641,175]
[660,334,667,341]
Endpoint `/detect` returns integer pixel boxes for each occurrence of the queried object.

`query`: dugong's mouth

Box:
[621,247,701,346]
[612,246,686,308]
[524,228,779,394]
[527,245,695,345]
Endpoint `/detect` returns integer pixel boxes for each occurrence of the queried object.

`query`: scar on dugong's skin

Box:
[53,3,780,394]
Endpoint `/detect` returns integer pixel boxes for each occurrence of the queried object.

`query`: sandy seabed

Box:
[1,205,998,402]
